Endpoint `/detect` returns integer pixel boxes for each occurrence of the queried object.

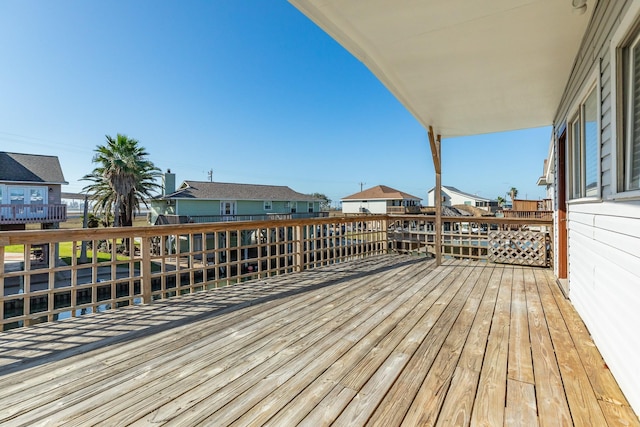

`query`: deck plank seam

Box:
[0,258,429,425]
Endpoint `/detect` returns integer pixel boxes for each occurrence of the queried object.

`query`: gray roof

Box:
[0,152,68,184]
[163,181,320,202]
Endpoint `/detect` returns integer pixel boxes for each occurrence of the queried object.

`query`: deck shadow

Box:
[0,255,431,376]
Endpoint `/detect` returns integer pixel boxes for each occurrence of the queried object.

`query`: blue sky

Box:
[0,1,550,207]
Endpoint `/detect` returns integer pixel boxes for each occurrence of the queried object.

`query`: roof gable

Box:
[0,152,67,184]
[342,185,421,201]
[429,185,493,202]
[164,181,319,201]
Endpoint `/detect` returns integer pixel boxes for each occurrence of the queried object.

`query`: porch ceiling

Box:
[289,0,595,137]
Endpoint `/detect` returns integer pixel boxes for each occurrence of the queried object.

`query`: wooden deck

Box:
[0,256,637,426]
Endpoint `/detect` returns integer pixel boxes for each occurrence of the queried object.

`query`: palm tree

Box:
[497,196,505,208]
[510,187,518,203]
[82,134,161,227]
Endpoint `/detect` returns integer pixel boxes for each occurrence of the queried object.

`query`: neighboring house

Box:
[0,152,68,230]
[427,186,499,213]
[149,172,323,224]
[341,185,421,214]
[290,0,640,413]
[537,143,555,202]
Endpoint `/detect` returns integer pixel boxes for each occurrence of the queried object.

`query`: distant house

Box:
[427,186,498,213]
[0,152,68,230]
[537,143,554,202]
[341,185,422,214]
[149,172,323,224]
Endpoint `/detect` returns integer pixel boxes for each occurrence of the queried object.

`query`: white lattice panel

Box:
[488,230,548,267]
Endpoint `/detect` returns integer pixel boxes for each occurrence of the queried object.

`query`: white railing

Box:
[0,204,67,224]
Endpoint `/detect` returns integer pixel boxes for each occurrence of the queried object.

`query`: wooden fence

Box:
[0,214,552,330]
[387,215,553,266]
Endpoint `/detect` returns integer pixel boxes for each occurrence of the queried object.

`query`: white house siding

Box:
[448,193,471,206]
[554,0,640,413]
[342,200,387,214]
[427,188,487,208]
[568,201,640,413]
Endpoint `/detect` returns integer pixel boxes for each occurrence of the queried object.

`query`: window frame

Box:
[624,32,640,192]
[610,0,640,199]
[263,201,272,211]
[220,201,236,216]
[567,73,600,201]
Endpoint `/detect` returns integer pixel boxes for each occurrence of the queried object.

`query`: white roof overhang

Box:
[289,0,595,138]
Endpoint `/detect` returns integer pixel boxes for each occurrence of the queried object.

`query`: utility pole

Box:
[359,182,366,192]
[207,169,213,182]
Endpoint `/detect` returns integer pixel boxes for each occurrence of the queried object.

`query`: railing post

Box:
[382,217,389,254]
[428,127,442,266]
[294,224,303,272]
[0,241,5,325]
[141,236,152,304]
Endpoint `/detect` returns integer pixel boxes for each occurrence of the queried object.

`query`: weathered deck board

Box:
[0,255,637,426]
[471,263,512,426]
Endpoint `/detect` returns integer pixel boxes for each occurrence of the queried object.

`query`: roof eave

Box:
[289,0,595,137]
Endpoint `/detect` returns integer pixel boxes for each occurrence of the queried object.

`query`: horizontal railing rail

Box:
[0,204,67,224]
[387,206,421,214]
[155,212,329,225]
[0,214,553,331]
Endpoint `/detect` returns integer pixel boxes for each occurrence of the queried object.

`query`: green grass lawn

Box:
[4,242,131,264]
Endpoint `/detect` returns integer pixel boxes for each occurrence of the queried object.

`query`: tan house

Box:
[341,185,421,214]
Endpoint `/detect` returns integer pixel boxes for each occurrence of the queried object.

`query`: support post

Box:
[294,224,303,272]
[80,194,88,263]
[428,127,442,266]
[141,237,152,304]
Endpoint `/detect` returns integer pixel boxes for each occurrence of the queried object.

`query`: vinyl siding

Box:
[568,201,640,414]
[555,0,640,414]
[341,200,387,214]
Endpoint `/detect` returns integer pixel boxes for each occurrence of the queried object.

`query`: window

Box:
[290,202,297,213]
[263,201,272,211]
[308,202,313,213]
[220,201,236,216]
[10,187,24,204]
[30,188,45,215]
[625,32,640,191]
[569,86,598,199]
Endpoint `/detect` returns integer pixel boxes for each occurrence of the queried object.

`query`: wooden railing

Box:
[502,210,553,220]
[0,204,67,224]
[0,216,387,330]
[155,212,329,225]
[387,215,553,266]
[0,214,552,330]
[387,206,421,214]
